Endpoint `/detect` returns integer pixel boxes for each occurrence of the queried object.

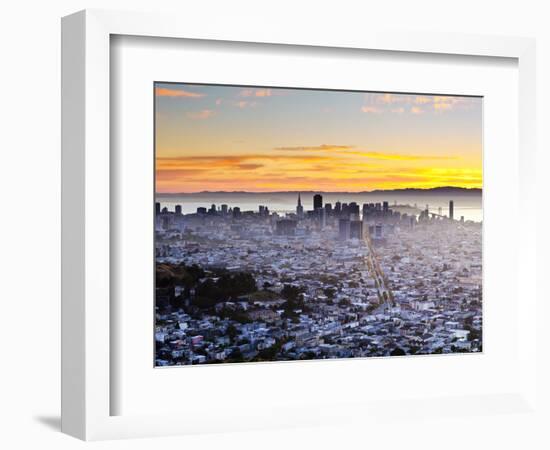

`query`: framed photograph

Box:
[62,9,539,441]
[153,82,484,367]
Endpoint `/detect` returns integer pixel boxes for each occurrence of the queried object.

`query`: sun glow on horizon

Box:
[155,84,482,193]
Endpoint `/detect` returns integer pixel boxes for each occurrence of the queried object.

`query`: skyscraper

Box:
[155,202,161,215]
[175,204,182,215]
[349,202,360,220]
[296,193,304,218]
[350,220,363,239]
[313,194,323,210]
[334,201,342,216]
[338,218,351,240]
[449,200,454,220]
[318,207,326,229]
[275,219,297,236]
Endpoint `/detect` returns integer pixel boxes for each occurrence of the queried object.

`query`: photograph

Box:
[154,82,483,366]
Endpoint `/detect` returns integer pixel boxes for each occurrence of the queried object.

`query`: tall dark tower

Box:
[155,202,161,215]
[313,194,323,210]
[449,200,454,220]
[296,193,304,218]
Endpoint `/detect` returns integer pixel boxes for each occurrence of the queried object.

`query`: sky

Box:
[155,82,482,193]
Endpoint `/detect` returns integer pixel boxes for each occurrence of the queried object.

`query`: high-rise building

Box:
[232,207,241,218]
[318,208,326,229]
[324,203,332,215]
[350,220,363,239]
[155,202,161,215]
[349,202,360,219]
[338,218,351,240]
[362,203,373,221]
[334,201,342,216]
[313,194,323,210]
[383,201,389,214]
[296,193,304,218]
[341,203,349,218]
[175,204,182,215]
[449,200,454,220]
[221,204,228,215]
[275,219,297,236]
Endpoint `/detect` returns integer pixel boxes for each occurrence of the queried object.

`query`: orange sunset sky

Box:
[155,83,482,193]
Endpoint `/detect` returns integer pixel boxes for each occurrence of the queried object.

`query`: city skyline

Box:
[155,83,483,194]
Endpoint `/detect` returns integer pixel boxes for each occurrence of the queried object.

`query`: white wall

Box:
[0,1,547,449]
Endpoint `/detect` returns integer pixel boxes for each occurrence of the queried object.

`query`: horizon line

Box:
[156,186,483,195]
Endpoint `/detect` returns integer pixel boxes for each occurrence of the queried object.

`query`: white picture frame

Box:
[61,9,538,441]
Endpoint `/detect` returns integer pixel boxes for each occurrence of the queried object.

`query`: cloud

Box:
[349,151,455,161]
[425,96,479,112]
[361,106,381,114]
[186,109,214,119]
[157,165,481,192]
[155,87,205,98]
[360,93,479,115]
[432,96,465,112]
[237,163,264,170]
[362,93,419,113]
[273,145,455,161]
[240,88,272,97]
[275,144,355,152]
[414,96,432,105]
[156,169,207,181]
[235,100,257,109]
[156,154,334,170]
[254,89,272,97]
[156,151,479,193]
[378,93,402,104]
[434,102,453,111]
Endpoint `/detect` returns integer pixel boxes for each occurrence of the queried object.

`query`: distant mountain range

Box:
[158,187,482,196]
